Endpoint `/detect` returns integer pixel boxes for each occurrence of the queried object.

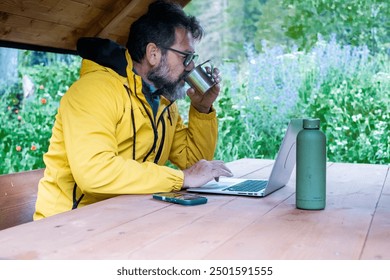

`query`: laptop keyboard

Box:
[223,180,268,192]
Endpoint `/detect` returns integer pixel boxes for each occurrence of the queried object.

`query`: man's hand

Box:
[187,67,221,113]
[182,159,233,188]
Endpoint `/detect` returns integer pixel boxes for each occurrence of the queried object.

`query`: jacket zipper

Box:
[154,103,174,163]
[130,75,173,163]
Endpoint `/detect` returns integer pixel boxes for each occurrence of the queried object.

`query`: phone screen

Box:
[153,192,207,206]
[163,193,200,200]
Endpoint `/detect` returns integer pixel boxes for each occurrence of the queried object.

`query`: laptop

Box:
[187,119,303,197]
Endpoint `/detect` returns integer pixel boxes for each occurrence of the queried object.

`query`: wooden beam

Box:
[0,0,193,51]
[80,0,145,39]
[97,0,154,38]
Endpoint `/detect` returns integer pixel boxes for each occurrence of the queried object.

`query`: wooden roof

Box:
[0,0,190,54]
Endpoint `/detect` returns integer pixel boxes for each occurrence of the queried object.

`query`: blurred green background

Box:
[0,0,389,174]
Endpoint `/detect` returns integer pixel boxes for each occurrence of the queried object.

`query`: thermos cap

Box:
[303,118,320,129]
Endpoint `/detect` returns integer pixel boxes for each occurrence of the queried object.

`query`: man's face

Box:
[147,28,196,101]
[147,54,188,101]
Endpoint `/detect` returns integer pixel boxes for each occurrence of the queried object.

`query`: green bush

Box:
[0,58,80,174]
[1,37,388,175]
[282,0,389,53]
[299,63,389,163]
[0,92,57,173]
[215,38,389,164]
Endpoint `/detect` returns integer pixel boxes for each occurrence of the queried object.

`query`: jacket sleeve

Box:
[60,76,184,197]
[168,104,218,169]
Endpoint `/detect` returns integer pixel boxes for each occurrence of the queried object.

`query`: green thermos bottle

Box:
[296,118,326,210]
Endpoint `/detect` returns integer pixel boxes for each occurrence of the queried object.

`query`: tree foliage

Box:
[186,0,389,58]
[282,0,389,52]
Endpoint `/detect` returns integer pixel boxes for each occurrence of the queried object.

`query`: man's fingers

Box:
[211,160,233,178]
[183,160,233,188]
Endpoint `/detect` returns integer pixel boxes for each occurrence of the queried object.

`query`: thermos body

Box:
[296,119,327,210]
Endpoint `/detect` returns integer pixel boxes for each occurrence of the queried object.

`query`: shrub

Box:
[216,37,389,164]
[0,58,80,174]
[296,36,389,163]
[1,37,388,175]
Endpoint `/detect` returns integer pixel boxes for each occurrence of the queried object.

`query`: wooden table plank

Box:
[128,186,295,259]
[361,164,390,260]
[105,163,298,259]
[203,163,388,259]
[0,195,165,259]
[0,159,388,260]
[2,159,275,259]
[0,159,270,259]
[30,195,239,259]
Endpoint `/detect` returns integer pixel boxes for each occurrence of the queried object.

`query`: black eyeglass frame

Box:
[162,47,199,67]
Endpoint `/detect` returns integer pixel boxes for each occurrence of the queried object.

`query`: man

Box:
[33,0,232,219]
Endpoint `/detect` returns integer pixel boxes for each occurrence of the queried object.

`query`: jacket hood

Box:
[77,37,128,77]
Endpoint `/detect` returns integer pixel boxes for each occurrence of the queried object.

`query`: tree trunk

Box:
[0,47,19,90]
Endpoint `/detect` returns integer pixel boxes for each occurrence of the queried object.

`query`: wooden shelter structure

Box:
[0,0,190,54]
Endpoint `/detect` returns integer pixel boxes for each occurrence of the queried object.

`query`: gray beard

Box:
[147,56,187,102]
[159,86,186,102]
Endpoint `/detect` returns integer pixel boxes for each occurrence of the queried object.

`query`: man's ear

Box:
[145,43,161,66]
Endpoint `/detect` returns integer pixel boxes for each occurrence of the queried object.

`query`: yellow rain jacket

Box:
[34,38,217,219]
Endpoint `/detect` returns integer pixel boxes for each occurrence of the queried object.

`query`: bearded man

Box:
[34,0,232,219]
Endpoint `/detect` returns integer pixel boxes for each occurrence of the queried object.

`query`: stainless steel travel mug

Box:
[184,60,216,94]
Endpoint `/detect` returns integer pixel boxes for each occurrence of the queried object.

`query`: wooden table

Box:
[0,158,389,260]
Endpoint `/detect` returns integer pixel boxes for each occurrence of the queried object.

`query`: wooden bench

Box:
[0,168,44,230]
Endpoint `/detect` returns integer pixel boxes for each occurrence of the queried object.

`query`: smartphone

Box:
[153,192,207,206]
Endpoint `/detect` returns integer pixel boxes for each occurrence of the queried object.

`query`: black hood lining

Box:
[77,37,128,77]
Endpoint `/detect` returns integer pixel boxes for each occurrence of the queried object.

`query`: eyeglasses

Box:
[162,47,199,67]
